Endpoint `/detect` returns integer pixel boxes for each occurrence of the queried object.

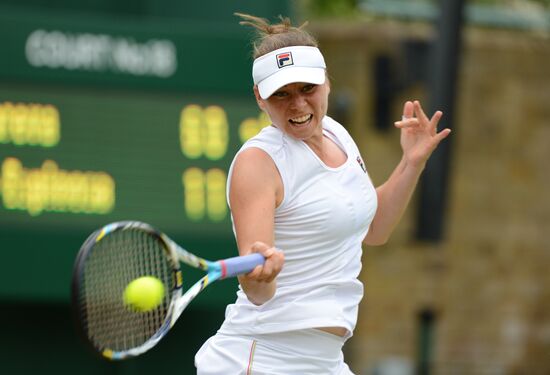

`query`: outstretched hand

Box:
[394,100,451,169]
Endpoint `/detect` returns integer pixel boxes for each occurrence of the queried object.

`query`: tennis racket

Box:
[71,220,264,360]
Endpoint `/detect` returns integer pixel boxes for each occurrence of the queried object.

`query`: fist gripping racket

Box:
[71,220,264,360]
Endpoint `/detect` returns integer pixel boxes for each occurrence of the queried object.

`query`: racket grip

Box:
[221,253,265,279]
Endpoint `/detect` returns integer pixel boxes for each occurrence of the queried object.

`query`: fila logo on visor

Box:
[276,52,293,68]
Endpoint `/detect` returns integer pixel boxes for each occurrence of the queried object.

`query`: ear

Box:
[253,85,265,110]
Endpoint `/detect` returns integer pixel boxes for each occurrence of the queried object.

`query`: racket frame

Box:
[71,220,264,360]
[72,221,183,360]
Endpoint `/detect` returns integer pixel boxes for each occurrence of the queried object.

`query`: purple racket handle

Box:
[219,253,266,279]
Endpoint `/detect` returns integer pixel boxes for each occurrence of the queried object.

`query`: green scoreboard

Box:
[0,5,273,304]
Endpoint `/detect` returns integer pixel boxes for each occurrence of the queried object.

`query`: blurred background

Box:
[0,0,548,374]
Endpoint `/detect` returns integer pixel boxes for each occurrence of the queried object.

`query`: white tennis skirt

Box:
[195,328,355,375]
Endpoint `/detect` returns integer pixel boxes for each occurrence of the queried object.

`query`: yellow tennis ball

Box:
[123,276,165,312]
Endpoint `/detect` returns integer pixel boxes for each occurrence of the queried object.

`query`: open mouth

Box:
[289,114,313,126]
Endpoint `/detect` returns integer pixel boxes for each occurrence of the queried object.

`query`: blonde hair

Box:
[235,13,319,59]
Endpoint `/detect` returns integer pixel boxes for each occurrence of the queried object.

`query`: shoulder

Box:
[234,146,274,169]
[229,125,287,181]
[230,144,283,207]
[232,134,281,188]
[246,125,282,144]
[237,125,289,169]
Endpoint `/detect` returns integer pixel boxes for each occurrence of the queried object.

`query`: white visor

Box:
[252,46,326,99]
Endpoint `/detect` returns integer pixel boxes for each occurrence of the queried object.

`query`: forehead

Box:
[276,82,318,91]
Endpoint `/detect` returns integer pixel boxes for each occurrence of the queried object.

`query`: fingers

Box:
[394,117,420,129]
[396,100,425,129]
[244,242,284,283]
[245,252,283,282]
[435,127,452,143]
[430,110,443,124]
[413,100,430,124]
[402,100,414,119]
[395,100,444,132]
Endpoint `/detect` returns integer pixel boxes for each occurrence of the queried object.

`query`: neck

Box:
[302,130,325,156]
[305,132,348,168]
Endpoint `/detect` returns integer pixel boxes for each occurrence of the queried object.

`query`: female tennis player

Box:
[195,13,451,374]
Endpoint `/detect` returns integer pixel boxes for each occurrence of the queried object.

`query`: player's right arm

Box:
[229,147,285,305]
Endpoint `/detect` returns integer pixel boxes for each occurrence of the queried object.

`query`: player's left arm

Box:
[364,100,451,246]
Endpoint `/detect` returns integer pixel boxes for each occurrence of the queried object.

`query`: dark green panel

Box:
[0,5,253,93]
[0,302,224,374]
[0,2,293,93]
[0,0,291,20]
[0,0,148,16]
[0,82,269,302]
[0,84,256,231]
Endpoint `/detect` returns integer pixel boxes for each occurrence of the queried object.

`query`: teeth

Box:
[290,114,311,124]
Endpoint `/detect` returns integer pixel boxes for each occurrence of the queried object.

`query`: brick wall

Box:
[312,21,550,374]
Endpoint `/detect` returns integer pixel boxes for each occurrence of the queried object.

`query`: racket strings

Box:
[79,229,174,352]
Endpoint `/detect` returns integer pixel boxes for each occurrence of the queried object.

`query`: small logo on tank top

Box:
[356,156,367,173]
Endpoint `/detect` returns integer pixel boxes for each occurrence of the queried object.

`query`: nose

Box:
[289,92,307,109]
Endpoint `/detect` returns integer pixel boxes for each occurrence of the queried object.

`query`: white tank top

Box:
[219,116,378,338]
